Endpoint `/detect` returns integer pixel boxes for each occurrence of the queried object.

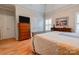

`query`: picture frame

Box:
[56,17,69,28]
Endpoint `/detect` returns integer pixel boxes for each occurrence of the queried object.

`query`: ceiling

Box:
[0,4,75,13]
[45,4,70,12]
[18,4,70,13]
[17,4,45,13]
[0,4,15,11]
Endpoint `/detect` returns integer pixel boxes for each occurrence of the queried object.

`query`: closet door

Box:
[0,14,15,39]
[0,14,4,40]
[1,14,7,39]
[4,15,15,39]
[0,14,8,39]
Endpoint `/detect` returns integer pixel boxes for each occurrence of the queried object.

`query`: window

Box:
[45,19,52,31]
[76,14,79,33]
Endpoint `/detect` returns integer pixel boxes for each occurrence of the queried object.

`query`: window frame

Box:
[45,19,52,31]
[76,14,79,33]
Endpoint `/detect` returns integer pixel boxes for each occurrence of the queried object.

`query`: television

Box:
[19,16,30,23]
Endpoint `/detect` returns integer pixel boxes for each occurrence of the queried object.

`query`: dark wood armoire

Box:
[18,16,31,40]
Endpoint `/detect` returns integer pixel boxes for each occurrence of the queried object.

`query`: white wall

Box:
[45,5,79,32]
[15,5,44,40]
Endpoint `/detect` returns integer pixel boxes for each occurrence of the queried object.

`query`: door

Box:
[0,14,4,40]
[5,15,15,39]
[0,14,15,39]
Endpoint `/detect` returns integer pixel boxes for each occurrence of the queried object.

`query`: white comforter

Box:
[33,31,79,55]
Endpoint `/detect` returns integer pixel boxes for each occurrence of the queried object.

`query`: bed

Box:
[32,31,79,55]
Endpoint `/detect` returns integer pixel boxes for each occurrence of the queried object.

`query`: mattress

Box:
[32,31,79,55]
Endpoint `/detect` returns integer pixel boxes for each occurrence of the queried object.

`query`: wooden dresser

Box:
[51,28,72,32]
[18,23,31,40]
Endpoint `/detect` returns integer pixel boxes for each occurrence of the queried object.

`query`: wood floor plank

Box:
[0,38,33,55]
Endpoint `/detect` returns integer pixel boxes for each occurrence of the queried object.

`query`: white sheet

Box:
[60,32,79,38]
[33,31,79,55]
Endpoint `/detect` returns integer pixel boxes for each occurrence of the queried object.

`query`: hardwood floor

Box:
[0,38,33,55]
